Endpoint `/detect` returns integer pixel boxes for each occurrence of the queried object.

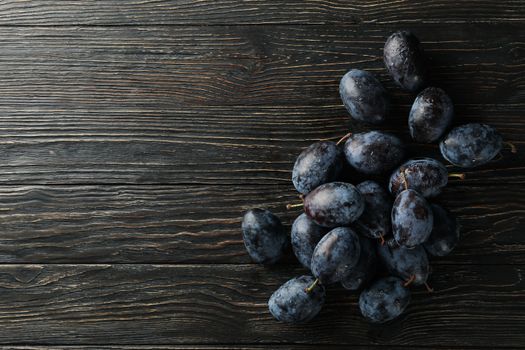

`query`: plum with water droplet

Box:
[409,87,454,143]
[384,30,427,92]
[344,131,405,175]
[304,182,364,228]
[339,69,389,124]
[292,141,344,195]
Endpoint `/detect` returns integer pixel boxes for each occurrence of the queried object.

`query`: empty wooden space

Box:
[0,1,522,349]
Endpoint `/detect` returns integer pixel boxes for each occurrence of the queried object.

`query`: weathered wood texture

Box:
[0,1,522,25]
[0,25,521,184]
[0,348,482,350]
[0,1,523,348]
[0,184,520,265]
[0,264,518,347]
[0,347,517,350]
[0,25,521,106]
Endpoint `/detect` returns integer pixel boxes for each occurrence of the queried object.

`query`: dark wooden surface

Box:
[0,1,522,348]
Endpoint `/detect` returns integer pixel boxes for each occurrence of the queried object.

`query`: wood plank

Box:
[0,264,520,346]
[0,25,521,107]
[0,184,520,264]
[0,105,521,185]
[0,1,521,25]
[0,24,521,184]
[0,347,514,350]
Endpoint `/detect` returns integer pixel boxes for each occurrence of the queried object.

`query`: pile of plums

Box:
[241,30,513,324]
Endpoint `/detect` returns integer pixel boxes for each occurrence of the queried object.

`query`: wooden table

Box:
[0,1,522,348]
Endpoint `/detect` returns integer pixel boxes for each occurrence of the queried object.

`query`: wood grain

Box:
[0,264,519,346]
[0,104,521,185]
[0,184,520,264]
[0,1,521,25]
[0,25,521,184]
[0,2,522,348]
[0,347,515,350]
[0,25,521,107]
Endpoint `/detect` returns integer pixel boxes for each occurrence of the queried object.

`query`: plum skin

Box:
[424,204,460,257]
[440,123,502,168]
[384,30,427,92]
[341,236,377,291]
[359,276,411,323]
[339,69,389,125]
[377,243,430,286]
[311,227,361,285]
[304,182,365,228]
[292,141,344,195]
[291,213,329,269]
[344,131,405,175]
[241,208,288,265]
[409,87,454,143]
[353,180,393,239]
[391,189,434,248]
[389,158,448,198]
[268,275,326,324]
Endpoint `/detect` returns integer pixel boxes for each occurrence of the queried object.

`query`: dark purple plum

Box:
[344,131,405,175]
[292,141,344,195]
[377,244,430,286]
[392,189,433,248]
[384,30,427,92]
[311,227,361,284]
[242,208,288,265]
[440,123,503,168]
[304,182,364,228]
[354,180,393,240]
[339,69,389,124]
[291,213,329,269]
[424,204,460,257]
[341,237,377,290]
[268,275,325,324]
[389,158,448,198]
[359,276,411,323]
[409,87,454,143]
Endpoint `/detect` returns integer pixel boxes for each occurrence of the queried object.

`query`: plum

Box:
[339,69,389,124]
[384,30,427,92]
[344,131,405,175]
[440,123,502,168]
[242,209,288,264]
[269,275,325,324]
[292,141,344,194]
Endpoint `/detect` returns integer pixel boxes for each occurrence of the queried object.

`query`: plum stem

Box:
[305,278,320,294]
[403,274,416,287]
[299,194,304,200]
[336,132,353,146]
[505,141,517,154]
[379,234,385,246]
[448,173,466,180]
[286,202,304,210]
[424,282,434,293]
